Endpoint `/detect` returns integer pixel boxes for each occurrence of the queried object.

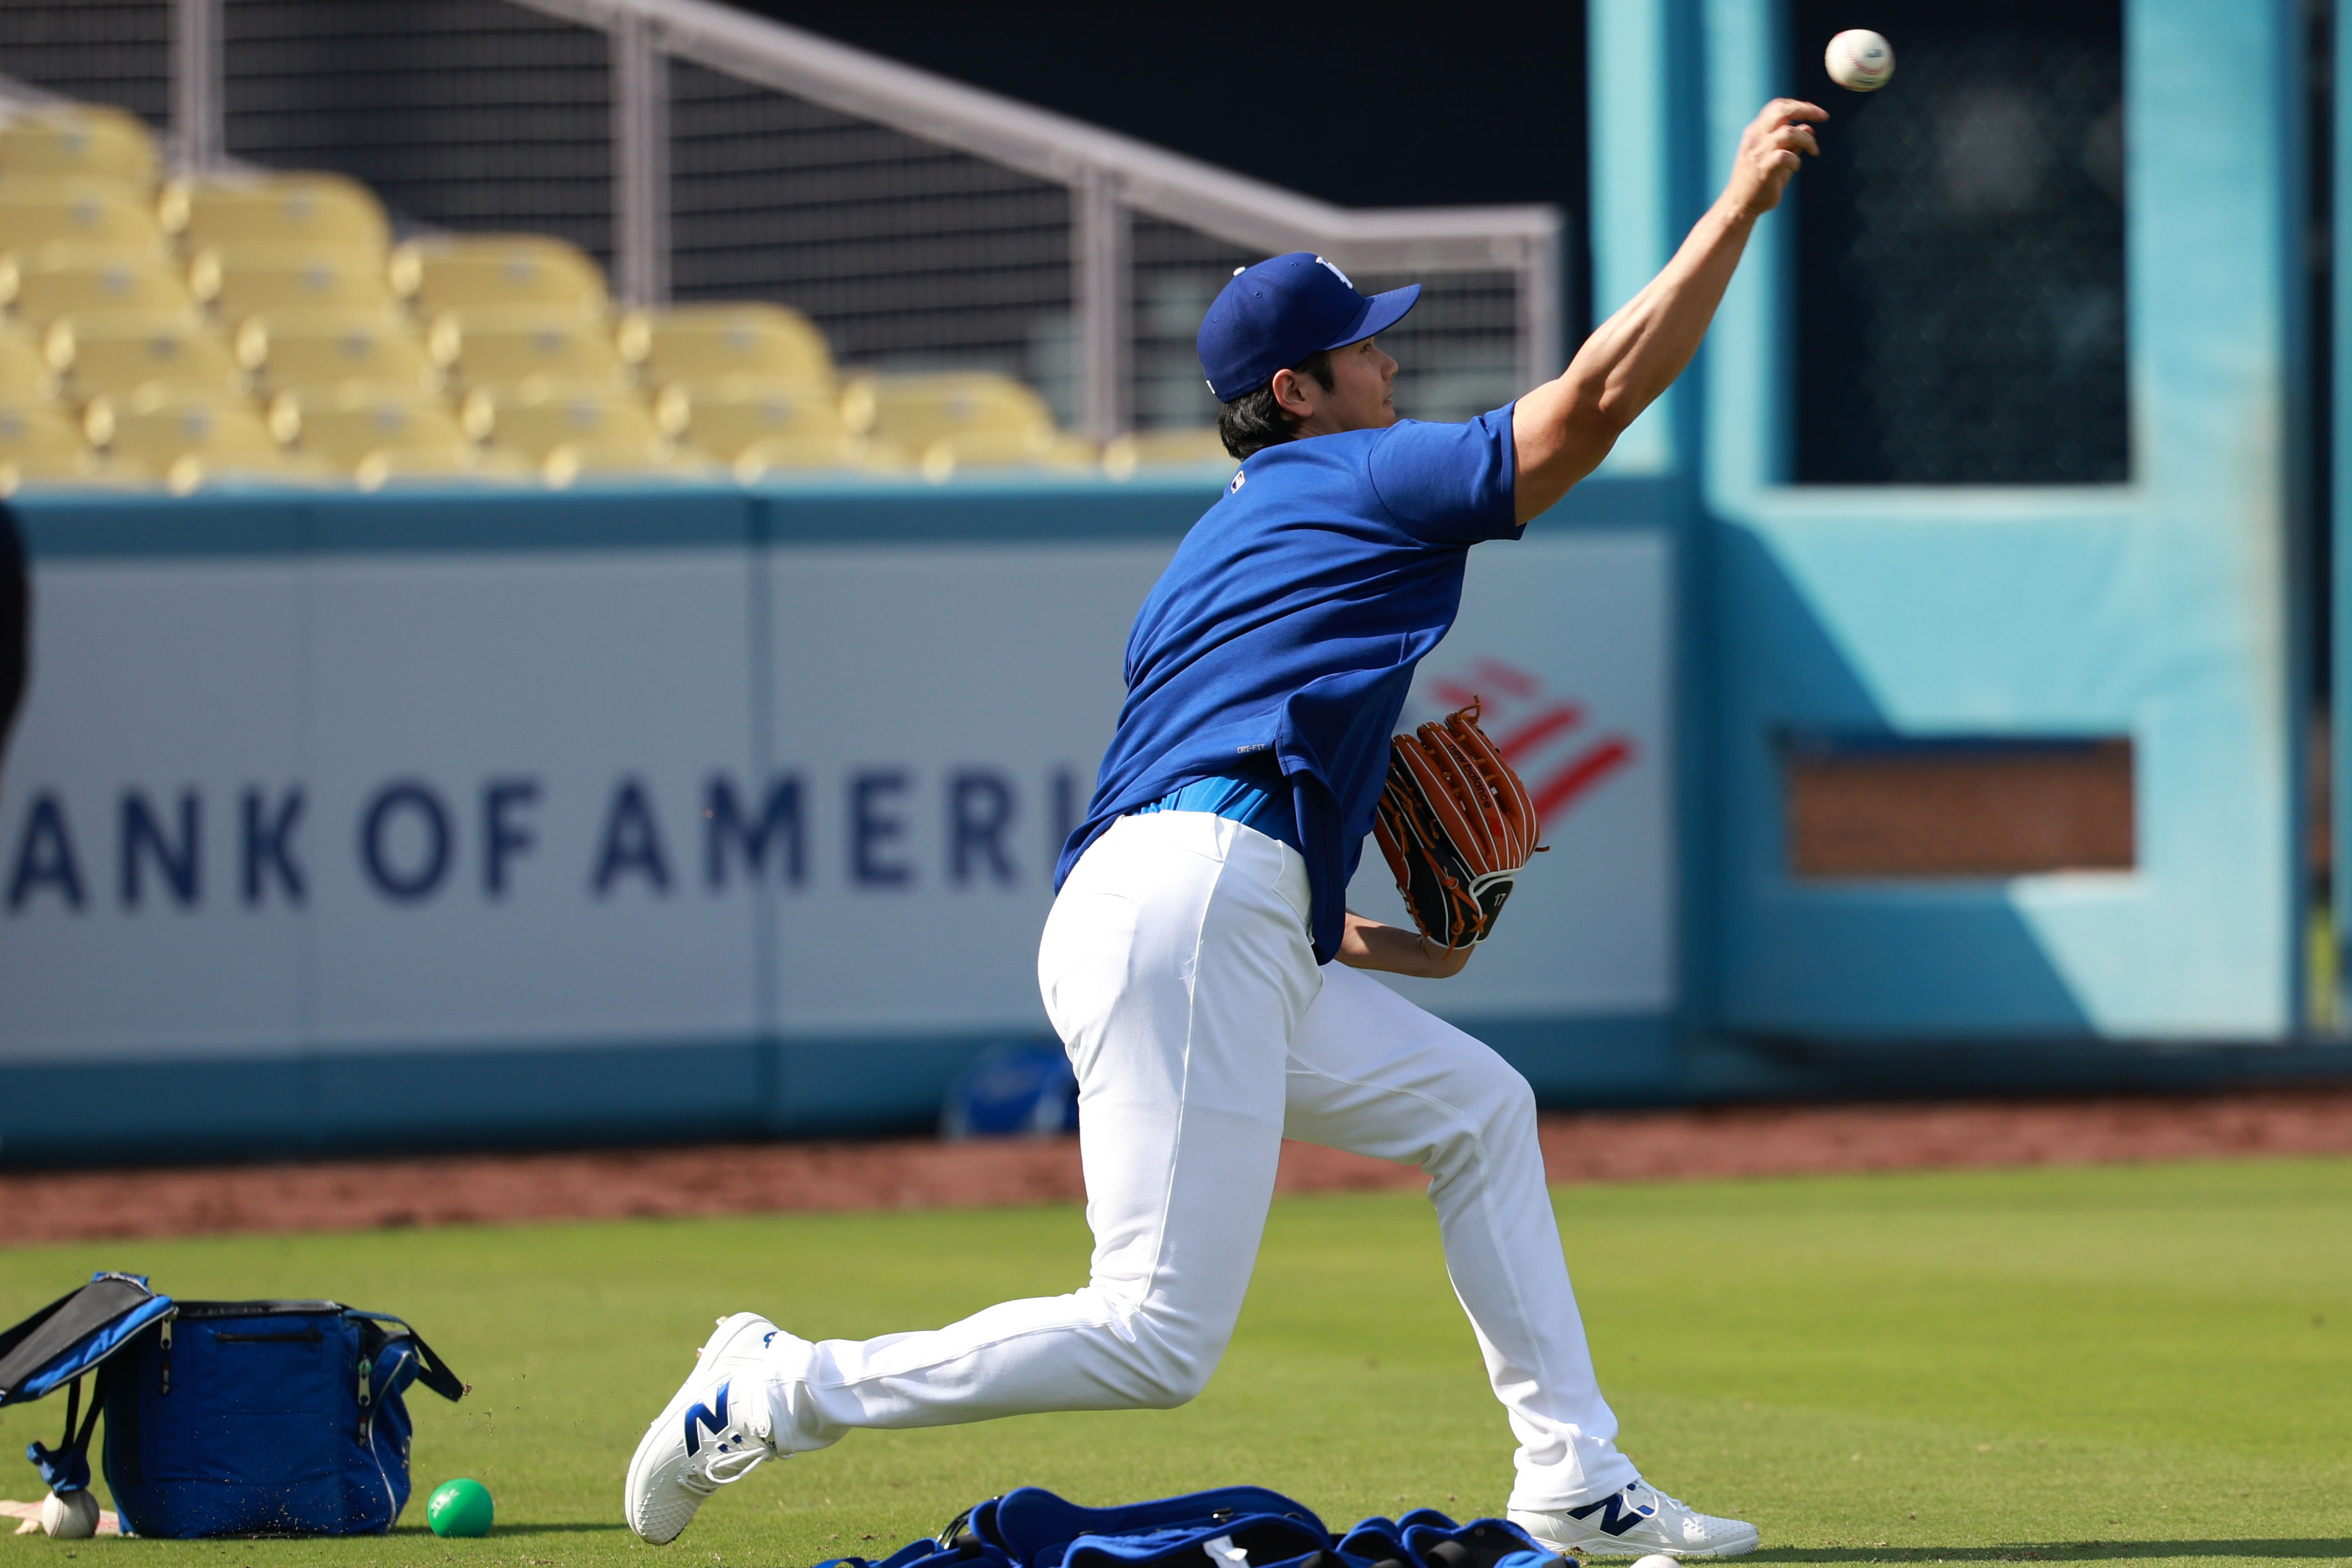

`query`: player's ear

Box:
[1270,367,1317,419]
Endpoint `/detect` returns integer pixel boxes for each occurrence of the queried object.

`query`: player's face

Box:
[1278,335,1399,437]
[1324,335,1399,430]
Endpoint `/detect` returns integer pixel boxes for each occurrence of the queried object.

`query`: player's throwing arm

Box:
[1512,99,1825,521]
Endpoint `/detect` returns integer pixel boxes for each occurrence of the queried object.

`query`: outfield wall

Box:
[11,3,2351,1165]
[0,479,1685,1161]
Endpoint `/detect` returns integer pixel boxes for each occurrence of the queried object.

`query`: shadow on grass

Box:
[387,1522,632,1535]
[1749,1546,2352,1563]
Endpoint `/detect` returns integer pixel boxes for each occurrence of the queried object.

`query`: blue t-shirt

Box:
[1055,406,1524,963]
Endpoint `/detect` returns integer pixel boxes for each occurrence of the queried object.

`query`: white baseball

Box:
[1630,1556,1678,1568]
[1825,29,1895,91]
[40,1490,99,1539]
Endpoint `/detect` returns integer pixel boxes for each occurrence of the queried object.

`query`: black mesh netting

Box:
[0,1,169,127]
[224,0,614,264]
[1792,1,2127,484]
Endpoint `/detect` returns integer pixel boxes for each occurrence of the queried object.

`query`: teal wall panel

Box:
[1693,0,2301,1040]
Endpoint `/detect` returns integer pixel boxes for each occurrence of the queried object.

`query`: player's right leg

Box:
[1280,964,1756,1558]
[624,811,1317,1543]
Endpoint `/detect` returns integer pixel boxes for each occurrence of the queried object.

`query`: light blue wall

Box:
[1684,0,2305,1040]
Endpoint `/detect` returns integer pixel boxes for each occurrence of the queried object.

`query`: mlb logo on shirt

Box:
[1228,470,1247,494]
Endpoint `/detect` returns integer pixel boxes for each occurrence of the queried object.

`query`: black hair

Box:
[1216,348,1336,460]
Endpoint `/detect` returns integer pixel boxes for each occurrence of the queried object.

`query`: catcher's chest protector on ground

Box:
[1373,701,1545,951]
[0,1274,466,1539]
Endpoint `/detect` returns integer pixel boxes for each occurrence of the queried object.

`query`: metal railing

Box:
[16,0,1565,440]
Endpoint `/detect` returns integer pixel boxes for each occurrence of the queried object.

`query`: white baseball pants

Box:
[766,809,1638,1510]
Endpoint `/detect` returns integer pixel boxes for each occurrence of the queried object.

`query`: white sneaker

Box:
[1510,1481,1758,1559]
[623,1312,797,1544]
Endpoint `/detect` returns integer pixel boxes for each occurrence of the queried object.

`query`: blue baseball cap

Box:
[1196,252,1421,402]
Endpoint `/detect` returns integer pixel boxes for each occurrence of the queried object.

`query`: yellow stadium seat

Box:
[235,311,440,398]
[265,386,469,470]
[731,432,911,480]
[651,377,844,461]
[389,234,607,320]
[1100,427,1239,479]
[351,445,537,491]
[915,427,1095,480]
[541,437,720,488]
[191,247,396,321]
[0,179,166,254]
[617,304,833,391]
[426,311,629,391]
[459,384,666,462]
[0,107,160,191]
[48,312,245,401]
[0,394,99,489]
[842,372,1093,478]
[0,243,193,327]
[84,387,291,488]
[159,173,389,256]
[0,325,59,398]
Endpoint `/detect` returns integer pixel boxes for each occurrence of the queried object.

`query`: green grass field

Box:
[1,1158,2346,1567]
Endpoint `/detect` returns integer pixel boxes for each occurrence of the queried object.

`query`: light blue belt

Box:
[1130,768,1302,853]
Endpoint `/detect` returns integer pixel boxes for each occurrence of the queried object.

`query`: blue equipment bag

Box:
[0,1273,466,1539]
[831,1487,1556,1568]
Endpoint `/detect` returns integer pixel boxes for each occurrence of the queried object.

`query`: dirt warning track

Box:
[5,1087,2351,1245]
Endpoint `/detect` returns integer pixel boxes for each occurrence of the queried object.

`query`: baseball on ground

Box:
[40,1491,99,1540]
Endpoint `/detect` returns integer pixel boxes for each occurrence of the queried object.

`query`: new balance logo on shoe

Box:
[682,1381,731,1457]
[1567,1490,1659,1537]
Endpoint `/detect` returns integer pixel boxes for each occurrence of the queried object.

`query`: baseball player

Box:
[626,97,1825,1558]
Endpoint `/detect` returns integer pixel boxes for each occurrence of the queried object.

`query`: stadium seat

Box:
[159,173,390,256]
[0,106,161,191]
[0,179,167,254]
[191,247,397,322]
[265,385,470,470]
[459,384,705,484]
[842,372,1094,478]
[427,311,630,391]
[0,243,194,327]
[652,378,847,462]
[47,312,245,401]
[1100,427,1238,479]
[389,234,608,320]
[0,325,60,398]
[236,312,441,398]
[541,437,719,488]
[459,384,663,457]
[84,386,296,489]
[0,393,99,490]
[731,432,911,481]
[353,444,536,490]
[617,304,834,391]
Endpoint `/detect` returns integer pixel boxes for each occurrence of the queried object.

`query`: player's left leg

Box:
[1280,963,1756,1558]
[623,813,1314,1544]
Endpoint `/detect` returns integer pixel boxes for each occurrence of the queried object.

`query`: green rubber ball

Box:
[426,1477,494,1537]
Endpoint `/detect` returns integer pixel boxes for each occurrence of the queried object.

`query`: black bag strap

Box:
[26,1371,107,1494]
[345,1309,467,1401]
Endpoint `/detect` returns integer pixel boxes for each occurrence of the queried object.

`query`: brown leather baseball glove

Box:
[1371,701,1546,951]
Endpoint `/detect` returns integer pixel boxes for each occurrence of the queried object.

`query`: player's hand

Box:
[1723,98,1825,219]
